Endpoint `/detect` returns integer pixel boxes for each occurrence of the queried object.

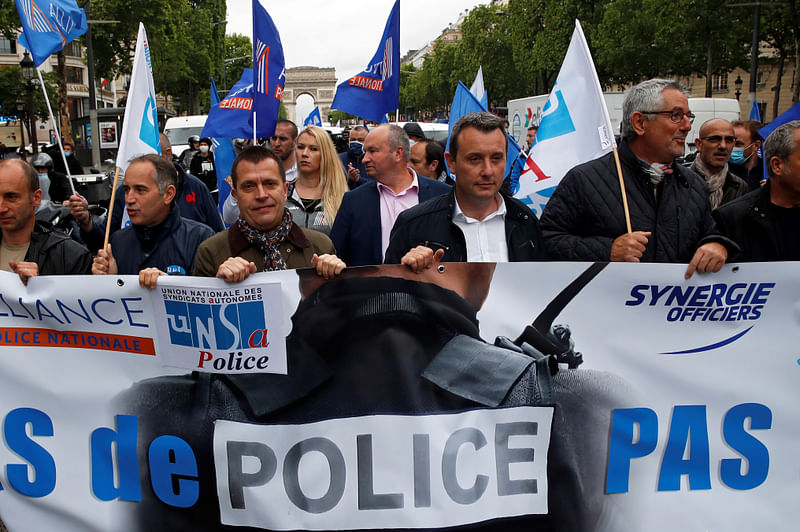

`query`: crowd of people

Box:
[1,78,798,291]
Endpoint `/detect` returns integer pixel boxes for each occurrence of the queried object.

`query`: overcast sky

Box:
[226,0,484,83]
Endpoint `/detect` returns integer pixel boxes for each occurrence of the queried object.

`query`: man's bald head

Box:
[159,133,173,161]
[695,118,736,171]
[698,118,733,138]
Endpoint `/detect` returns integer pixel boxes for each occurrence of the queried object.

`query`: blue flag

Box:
[748,101,766,180]
[15,0,88,67]
[202,69,256,139]
[209,77,237,219]
[758,100,800,180]
[303,107,322,127]
[758,101,800,140]
[331,0,399,122]
[253,0,286,138]
[749,100,762,122]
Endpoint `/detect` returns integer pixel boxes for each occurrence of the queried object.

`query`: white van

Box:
[163,115,207,157]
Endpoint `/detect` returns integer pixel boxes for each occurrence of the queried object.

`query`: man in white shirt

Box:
[384,112,547,270]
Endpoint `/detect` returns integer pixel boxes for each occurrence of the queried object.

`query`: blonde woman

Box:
[289,125,348,234]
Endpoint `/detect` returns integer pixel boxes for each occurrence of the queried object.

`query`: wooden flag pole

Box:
[613,147,632,233]
[103,166,121,250]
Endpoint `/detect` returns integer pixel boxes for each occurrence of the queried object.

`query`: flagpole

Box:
[103,167,121,250]
[613,148,632,233]
[35,68,77,196]
[574,19,631,233]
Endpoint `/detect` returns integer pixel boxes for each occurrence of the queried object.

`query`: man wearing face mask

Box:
[729,120,764,191]
[339,125,370,189]
[190,137,217,194]
[30,152,71,204]
[45,141,84,175]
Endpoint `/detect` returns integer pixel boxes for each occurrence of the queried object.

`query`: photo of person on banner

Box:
[116,259,636,531]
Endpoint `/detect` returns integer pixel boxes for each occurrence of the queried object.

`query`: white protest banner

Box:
[0,261,797,531]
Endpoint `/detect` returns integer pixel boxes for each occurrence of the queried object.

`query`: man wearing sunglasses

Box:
[541,78,738,279]
[690,118,748,209]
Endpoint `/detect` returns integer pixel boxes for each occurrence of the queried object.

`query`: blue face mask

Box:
[348,141,364,158]
[729,144,754,165]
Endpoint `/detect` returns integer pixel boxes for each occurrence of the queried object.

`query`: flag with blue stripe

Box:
[253,0,286,137]
[303,107,322,127]
[115,23,160,171]
[209,77,236,220]
[15,0,87,66]
[331,0,400,123]
[202,69,256,139]
[517,20,615,217]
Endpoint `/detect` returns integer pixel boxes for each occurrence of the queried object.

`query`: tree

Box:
[90,0,226,114]
[0,3,18,41]
[507,0,554,96]
[596,0,748,92]
[0,66,58,145]
[760,0,799,118]
[458,5,524,105]
[223,33,252,93]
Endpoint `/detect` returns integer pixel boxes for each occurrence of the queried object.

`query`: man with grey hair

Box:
[713,120,800,260]
[690,118,748,209]
[386,112,546,269]
[67,133,223,252]
[541,78,737,278]
[91,154,214,287]
[330,124,450,266]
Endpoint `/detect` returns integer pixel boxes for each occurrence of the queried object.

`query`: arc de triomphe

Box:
[282,66,337,125]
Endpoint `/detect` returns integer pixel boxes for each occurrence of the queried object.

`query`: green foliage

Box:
[596,0,749,85]
[0,67,59,121]
[89,0,226,114]
[223,33,253,92]
[0,2,18,40]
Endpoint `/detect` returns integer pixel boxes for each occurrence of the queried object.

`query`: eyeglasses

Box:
[699,135,736,144]
[641,109,696,124]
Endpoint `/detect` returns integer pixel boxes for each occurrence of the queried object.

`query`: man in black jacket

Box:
[385,112,546,270]
[540,79,737,279]
[713,120,800,261]
[0,159,91,285]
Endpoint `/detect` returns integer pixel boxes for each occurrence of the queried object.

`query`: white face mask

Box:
[199,145,210,154]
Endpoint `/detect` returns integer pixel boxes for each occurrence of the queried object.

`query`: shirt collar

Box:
[376,167,419,196]
[453,193,506,223]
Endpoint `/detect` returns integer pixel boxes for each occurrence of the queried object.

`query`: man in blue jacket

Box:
[91,154,214,287]
[66,134,223,251]
[330,124,450,267]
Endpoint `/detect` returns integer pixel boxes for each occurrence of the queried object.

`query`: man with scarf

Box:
[690,118,748,209]
[540,79,738,279]
[193,146,345,280]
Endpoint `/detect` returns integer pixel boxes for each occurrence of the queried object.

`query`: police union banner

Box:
[0,262,797,531]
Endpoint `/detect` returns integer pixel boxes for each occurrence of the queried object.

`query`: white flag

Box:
[116,23,160,171]
[469,66,488,109]
[515,20,614,217]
